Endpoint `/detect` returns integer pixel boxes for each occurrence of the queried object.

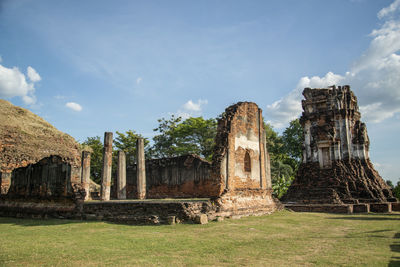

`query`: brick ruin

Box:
[0,101,280,223]
[282,86,398,212]
[210,102,276,216]
[1,94,397,222]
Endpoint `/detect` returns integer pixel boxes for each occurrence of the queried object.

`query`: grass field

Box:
[0,210,399,266]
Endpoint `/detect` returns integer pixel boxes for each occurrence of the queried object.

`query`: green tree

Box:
[281,119,303,171]
[114,130,150,166]
[393,181,400,199]
[264,119,303,199]
[81,136,103,184]
[151,116,217,161]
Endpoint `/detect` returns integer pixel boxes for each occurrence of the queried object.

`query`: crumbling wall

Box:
[282,86,397,204]
[0,100,82,193]
[211,102,278,215]
[5,155,84,201]
[125,154,215,199]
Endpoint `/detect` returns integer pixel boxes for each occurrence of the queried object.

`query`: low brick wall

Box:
[285,204,352,214]
[82,200,215,224]
[0,198,216,224]
[353,204,370,213]
[285,202,399,214]
[0,199,78,219]
[370,203,392,213]
[392,202,400,212]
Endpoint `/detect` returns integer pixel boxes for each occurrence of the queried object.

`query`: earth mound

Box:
[0,99,81,173]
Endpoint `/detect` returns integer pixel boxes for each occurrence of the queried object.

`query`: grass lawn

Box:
[0,210,399,266]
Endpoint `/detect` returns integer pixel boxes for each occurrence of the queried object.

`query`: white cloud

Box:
[65,102,82,112]
[27,66,41,82]
[0,56,2,63]
[175,99,208,119]
[136,77,142,85]
[378,0,400,19]
[0,63,37,104]
[266,72,344,128]
[266,0,400,128]
[183,99,208,112]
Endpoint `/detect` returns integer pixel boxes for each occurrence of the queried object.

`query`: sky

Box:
[0,0,399,183]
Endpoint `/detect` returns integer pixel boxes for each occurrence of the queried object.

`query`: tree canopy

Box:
[151,116,217,161]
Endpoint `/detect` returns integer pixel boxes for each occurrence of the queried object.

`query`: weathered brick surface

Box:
[353,204,369,213]
[391,203,400,212]
[6,155,84,201]
[211,102,278,215]
[285,204,352,214]
[282,86,397,205]
[125,154,215,199]
[0,100,82,186]
[370,203,391,213]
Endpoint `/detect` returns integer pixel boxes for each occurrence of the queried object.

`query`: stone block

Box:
[194,214,208,224]
[370,203,391,213]
[353,204,369,213]
[390,202,400,212]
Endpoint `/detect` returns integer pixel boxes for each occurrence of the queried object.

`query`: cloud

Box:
[378,0,400,19]
[183,99,208,112]
[0,55,2,63]
[266,0,400,128]
[65,102,82,112]
[175,99,208,119]
[27,66,41,82]
[136,77,142,85]
[0,62,38,104]
[266,72,344,128]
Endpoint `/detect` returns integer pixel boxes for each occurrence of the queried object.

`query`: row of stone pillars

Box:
[81,132,146,201]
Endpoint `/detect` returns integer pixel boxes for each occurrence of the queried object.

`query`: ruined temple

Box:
[0,101,279,223]
[282,86,397,206]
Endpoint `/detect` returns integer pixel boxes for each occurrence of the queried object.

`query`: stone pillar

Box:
[100,132,113,201]
[136,138,146,199]
[0,172,11,195]
[81,151,91,201]
[117,150,126,199]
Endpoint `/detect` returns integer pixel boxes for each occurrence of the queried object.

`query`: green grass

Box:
[0,211,399,266]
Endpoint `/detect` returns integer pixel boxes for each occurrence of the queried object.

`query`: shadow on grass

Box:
[0,217,182,227]
[0,217,86,227]
[328,214,400,221]
[389,232,400,267]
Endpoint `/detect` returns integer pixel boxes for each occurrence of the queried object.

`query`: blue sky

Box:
[1,0,399,183]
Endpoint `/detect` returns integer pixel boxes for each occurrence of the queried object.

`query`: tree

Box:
[114,130,150,166]
[281,119,303,171]
[151,116,217,161]
[393,181,400,199]
[264,119,303,199]
[81,136,103,184]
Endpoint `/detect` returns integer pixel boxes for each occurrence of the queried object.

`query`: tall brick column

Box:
[81,151,91,201]
[100,132,113,201]
[136,138,146,199]
[117,150,126,199]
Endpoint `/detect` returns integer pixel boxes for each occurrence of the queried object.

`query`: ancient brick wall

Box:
[282,86,397,204]
[211,102,277,215]
[123,154,215,199]
[4,155,83,201]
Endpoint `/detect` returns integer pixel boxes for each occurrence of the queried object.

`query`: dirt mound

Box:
[0,99,81,173]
